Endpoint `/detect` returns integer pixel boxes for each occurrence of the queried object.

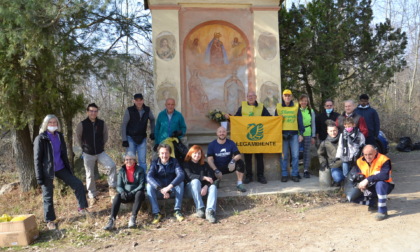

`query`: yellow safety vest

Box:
[241,101,264,116]
[276,103,299,131]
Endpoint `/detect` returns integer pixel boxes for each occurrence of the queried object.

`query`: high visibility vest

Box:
[241,101,263,116]
[300,107,312,136]
[356,153,393,183]
[276,103,299,131]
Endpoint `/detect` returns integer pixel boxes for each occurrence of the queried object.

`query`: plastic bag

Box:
[0,214,13,222]
[396,137,413,152]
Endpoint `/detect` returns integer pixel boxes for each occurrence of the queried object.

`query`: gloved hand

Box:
[214,169,223,180]
[120,191,128,201]
[171,130,183,137]
[228,159,236,172]
[37,179,44,186]
[150,133,155,140]
[122,141,129,147]
[126,192,134,201]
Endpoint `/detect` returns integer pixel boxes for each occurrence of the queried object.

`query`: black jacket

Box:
[116,164,145,194]
[183,160,214,187]
[33,131,72,182]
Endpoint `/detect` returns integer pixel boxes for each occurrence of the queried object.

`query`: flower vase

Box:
[220,121,229,130]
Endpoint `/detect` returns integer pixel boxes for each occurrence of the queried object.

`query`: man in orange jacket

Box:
[353,145,394,221]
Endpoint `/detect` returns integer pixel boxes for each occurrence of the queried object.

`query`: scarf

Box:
[342,127,360,157]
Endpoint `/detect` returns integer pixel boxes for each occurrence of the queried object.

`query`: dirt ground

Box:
[5,151,420,252]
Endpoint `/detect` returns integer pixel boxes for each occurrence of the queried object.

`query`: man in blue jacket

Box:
[155,98,187,145]
[355,94,380,146]
[146,144,185,224]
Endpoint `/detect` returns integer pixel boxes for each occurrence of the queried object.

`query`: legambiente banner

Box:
[230,116,283,154]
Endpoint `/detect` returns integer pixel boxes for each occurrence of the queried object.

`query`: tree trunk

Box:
[12,125,36,191]
[64,116,75,172]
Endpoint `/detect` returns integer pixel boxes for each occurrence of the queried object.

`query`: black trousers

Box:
[110,191,145,219]
[42,168,88,222]
[244,153,264,178]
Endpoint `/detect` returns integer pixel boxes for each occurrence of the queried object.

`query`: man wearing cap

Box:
[155,98,187,145]
[275,89,305,182]
[355,94,380,146]
[225,91,271,184]
[315,99,340,143]
[121,93,155,173]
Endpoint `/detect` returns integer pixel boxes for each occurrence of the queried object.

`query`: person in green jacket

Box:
[104,153,145,230]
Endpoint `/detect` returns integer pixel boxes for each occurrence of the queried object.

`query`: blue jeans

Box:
[342,162,350,177]
[185,179,218,212]
[127,136,147,173]
[146,182,184,214]
[280,134,299,177]
[331,167,345,183]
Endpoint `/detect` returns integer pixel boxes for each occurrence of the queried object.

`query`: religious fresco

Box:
[258,32,277,61]
[156,82,179,111]
[156,31,176,61]
[260,81,280,115]
[183,22,250,127]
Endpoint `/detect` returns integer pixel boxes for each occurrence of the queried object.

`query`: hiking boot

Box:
[236,184,246,192]
[375,212,388,221]
[257,176,267,184]
[303,171,310,178]
[243,177,253,184]
[291,176,300,182]
[103,217,115,230]
[206,210,217,224]
[331,181,341,187]
[196,208,205,219]
[128,215,136,228]
[78,208,90,216]
[281,176,288,182]
[88,197,98,208]
[47,221,57,230]
[152,213,163,224]
[174,210,184,222]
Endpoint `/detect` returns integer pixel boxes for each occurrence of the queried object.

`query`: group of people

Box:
[33,90,393,232]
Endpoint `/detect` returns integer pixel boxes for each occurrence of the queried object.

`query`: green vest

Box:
[300,107,312,136]
[276,103,298,131]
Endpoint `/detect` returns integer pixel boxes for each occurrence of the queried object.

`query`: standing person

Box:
[104,153,145,230]
[183,145,218,223]
[146,144,185,224]
[121,93,155,173]
[34,115,88,230]
[155,98,187,145]
[355,94,380,146]
[207,127,247,192]
[336,100,368,137]
[298,94,316,178]
[275,89,305,182]
[225,91,271,184]
[317,122,343,186]
[315,99,340,142]
[352,145,394,221]
[76,103,117,207]
[336,117,365,177]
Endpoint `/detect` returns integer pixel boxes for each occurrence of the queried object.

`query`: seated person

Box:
[104,154,145,230]
[318,121,343,186]
[336,117,365,176]
[352,145,394,221]
[207,127,247,192]
[183,145,218,223]
[146,144,185,224]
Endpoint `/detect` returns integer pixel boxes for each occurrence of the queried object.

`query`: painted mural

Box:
[184,22,249,125]
[156,31,176,61]
[260,81,280,115]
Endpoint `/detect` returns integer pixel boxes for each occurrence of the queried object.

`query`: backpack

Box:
[396,137,413,152]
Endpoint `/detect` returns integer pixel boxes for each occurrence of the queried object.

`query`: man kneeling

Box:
[352,145,395,221]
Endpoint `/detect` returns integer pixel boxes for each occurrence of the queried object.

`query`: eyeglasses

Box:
[124,159,134,161]
[324,105,333,107]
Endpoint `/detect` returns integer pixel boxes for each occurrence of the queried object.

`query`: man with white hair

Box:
[336,100,368,137]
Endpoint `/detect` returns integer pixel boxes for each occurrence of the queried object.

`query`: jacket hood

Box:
[357,104,371,110]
